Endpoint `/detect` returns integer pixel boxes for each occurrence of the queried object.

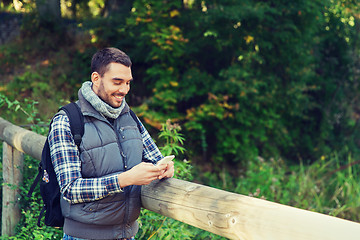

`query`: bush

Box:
[198,153,360,223]
[93,0,360,168]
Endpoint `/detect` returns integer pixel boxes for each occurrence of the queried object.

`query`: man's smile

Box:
[114,94,125,102]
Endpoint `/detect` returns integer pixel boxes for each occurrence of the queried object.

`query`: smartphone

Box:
[156,155,175,166]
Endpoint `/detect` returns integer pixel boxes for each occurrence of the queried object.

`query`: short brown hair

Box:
[91,47,132,76]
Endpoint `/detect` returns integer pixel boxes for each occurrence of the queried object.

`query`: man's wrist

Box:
[118,171,131,189]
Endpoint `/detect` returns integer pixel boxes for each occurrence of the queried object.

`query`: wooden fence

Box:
[1,116,360,239]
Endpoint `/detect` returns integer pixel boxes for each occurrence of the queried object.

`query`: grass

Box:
[0,111,359,239]
[201,153,360,224]
[0,21,358,239]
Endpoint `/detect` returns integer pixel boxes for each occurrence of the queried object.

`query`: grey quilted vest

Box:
[61,92,143,239]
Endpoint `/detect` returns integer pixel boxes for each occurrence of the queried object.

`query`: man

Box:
[49,47,174,240]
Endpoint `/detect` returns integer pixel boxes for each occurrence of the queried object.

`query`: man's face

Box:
[91,62,133,108]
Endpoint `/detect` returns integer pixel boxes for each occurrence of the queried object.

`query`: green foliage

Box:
[0,98,213,239]
[137,118,226,239]
[0,93,43,127]
[158,119,186,156]
[99,0,360,165]
[137,118,203,239]
[2,0,359,165]
[199,153,360,223]
[1,0,360,238]
[1,90,359,239]
[158,119,192,181]
[0,31,95,122]
[0,97,62,240]
[2,153,63,240]
[1,190,63,240]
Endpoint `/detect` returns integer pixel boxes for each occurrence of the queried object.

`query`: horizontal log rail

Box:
[1,116,360,239]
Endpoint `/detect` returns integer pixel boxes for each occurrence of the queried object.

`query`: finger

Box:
[158,166,173,179]
[156,164,168,171]
[142,162,157,168]
[166,166,175,178]
[159,161,173,171]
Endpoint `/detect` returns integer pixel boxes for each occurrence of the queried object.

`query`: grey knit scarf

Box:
[80,81,125,119]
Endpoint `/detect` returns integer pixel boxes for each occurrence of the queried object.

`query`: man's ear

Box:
[91,72,100,88]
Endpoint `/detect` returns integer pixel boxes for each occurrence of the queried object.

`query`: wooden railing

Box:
[1,116,360,239]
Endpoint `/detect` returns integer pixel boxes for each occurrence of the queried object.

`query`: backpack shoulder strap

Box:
[27,102,84,199]
[60,102,84,147]
[129,109,141,132]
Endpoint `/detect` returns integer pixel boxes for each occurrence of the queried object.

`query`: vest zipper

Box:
[112,116,131,235]
[99,113,132,234]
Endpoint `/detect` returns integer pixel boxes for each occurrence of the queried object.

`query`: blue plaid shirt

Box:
[48,114,163,204]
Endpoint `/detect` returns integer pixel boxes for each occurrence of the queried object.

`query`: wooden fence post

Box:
[2,142,24,237]
[1,116,360,239]
[142,178,360,240]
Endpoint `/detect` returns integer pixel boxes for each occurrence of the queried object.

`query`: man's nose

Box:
[118,84,129,94]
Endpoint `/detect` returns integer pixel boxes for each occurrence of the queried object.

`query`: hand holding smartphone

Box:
[156,155,175,166]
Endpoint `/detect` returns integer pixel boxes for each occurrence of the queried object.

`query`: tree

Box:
[35,0,61,25]
[102,0,133,17]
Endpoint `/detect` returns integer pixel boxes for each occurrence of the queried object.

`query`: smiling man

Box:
[48,48,174,240]
[91,61,132,108]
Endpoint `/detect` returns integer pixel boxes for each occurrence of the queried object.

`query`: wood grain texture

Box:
[1,117,360,239]
[2,142,23,236]
[142,178,360,240]
[0,117,45,160]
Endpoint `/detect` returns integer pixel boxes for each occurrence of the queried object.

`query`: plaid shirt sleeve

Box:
[136,116,164,163]
[48,114,122,204]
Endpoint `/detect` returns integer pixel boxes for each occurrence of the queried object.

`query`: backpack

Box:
[27,102,84,227]
[27,102,141,227]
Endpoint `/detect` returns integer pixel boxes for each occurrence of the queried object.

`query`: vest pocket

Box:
[80,198,127,225]
[118,126,141,143]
